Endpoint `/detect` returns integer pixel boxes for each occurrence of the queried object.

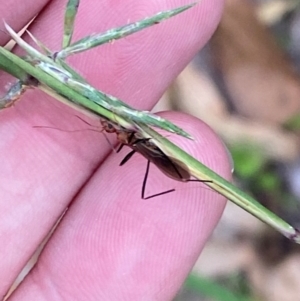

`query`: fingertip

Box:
[11,111,232,301]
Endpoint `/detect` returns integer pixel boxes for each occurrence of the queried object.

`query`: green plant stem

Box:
[0,47,131,128]
[138,124,300,243]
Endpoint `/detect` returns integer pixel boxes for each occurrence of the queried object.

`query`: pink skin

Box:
[0,0,228,300]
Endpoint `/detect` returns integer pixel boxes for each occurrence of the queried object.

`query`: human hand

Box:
[0,0,229,300]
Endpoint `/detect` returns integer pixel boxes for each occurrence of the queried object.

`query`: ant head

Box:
[100,119,117,133]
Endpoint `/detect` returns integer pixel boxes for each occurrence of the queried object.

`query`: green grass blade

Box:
[0,47,131,128]
[1,46,299,243]
[56,2,197,59]
[4,22,54,64]
[138,123,300,243]
[4,24,192,139]
[36,59,192,138]
[63,0,80,48]
[1,0,299,242]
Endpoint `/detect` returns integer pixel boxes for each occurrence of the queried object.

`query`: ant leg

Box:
[75,115,93,126]
[117,143,125,153]
[119,150,136,166]
[142,160,175,200]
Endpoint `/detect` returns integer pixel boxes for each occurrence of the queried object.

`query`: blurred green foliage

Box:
[174,273,256,301]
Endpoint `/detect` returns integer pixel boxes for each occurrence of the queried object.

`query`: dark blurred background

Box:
[155,0,300,300]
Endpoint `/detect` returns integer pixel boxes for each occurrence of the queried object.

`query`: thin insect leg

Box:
[33,125,102,133]
[102,132,117,151]
[142,160,151,199]
[116,131,135,154]
[118,132,143,164]
[117,143,125,153]
[142,160,175,200]
[119,150,136,166]
[74,116,114,148]
[74,115,95,126]
[53,114,120,152]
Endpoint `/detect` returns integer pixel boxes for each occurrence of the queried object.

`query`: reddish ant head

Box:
[100,120,117,133]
